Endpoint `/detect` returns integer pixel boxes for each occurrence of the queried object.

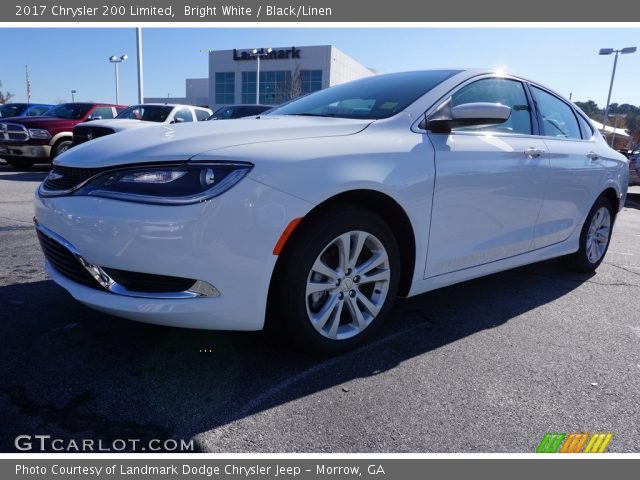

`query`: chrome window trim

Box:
[411,73,598,144]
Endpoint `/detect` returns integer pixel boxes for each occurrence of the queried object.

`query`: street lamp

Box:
[71,89,76,102]
[252,48,272,105]
[608,113,627,148]
[109,54,128,104]
[599,46,636,135]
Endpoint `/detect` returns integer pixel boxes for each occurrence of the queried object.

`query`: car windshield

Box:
[44,103,93,120]
[116,105,175,122]
[268,70,461,120]
[0,104,28,117]
[210,106,236,120]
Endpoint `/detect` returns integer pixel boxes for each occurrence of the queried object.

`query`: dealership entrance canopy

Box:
[145,45,376,109]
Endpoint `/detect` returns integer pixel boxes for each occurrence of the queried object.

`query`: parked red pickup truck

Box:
[0,102,126,169]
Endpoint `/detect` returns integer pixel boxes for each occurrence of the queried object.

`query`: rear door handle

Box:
[587,152,600,160]
[524,147,546,158]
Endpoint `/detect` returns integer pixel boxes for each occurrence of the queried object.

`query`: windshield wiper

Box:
[287,112,337,118]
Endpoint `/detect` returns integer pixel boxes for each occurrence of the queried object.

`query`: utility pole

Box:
[136,28,144,104]
[25,65,31,105]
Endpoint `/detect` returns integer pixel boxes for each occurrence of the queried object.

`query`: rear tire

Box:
[559,196,614,273]
[270,207,400,356]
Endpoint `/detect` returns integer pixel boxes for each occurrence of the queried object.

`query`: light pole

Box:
[109,54,128,104]
[608,113,627,149]
[252,48,272,105]
[135,29,144,104]
[599,47,636,135]
[71,89,76,102]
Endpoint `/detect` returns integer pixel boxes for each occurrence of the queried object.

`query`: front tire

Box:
[51,139,72,159]
[560,196,614,273]
[271,207,400,356]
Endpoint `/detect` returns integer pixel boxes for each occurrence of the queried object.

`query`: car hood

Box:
[77,119,163,131]
[55,116,373,168]
[3,116,80,129]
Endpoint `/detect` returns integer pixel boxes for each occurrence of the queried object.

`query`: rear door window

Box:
[576,114,595,140]
[530,86,581,140]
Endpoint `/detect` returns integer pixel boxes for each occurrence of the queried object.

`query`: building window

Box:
[300,70,322,94]
[241,71,256,104]
[215,72,235,105]
[242,70,293,105]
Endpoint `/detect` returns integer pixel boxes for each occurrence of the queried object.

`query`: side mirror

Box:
[86,116,102,121]
[171,117,185,124]
[424,97,512,133]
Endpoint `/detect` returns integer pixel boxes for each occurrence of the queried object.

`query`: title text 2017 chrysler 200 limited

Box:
[34,70,629,355]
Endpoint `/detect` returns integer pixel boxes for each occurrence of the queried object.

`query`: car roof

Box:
[2,102,53,107]
[130,103,210,109]
[46,102,128,109]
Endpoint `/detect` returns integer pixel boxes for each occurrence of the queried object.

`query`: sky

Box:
[1,27,639,107]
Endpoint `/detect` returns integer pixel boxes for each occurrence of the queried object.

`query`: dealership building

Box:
[145,45,375,109]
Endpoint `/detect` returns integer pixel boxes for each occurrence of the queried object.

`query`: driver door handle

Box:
[524,147,546,158]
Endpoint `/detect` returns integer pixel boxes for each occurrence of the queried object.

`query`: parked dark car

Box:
[0,102,126,169]
[208,104,273,120]
[0,103,53,119]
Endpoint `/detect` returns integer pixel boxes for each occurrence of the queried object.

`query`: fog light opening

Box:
[188,280,220,297]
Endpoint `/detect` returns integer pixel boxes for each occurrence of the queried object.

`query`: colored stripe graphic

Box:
[536,433,566,453]
[572,433,590,453]
[537,432,613,453]
[560,433,577,453]
[584,433,613,453]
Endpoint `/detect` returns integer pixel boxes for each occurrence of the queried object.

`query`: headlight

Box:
[28,129,51,139]
[74,162,253,205]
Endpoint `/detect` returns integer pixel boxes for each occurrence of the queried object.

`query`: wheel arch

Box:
[49,133,73,159]
[49,131,73,147]
[269,189,417,307]
[601,186,620,216]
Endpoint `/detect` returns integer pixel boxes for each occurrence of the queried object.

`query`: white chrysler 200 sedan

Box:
[34,69,629,355]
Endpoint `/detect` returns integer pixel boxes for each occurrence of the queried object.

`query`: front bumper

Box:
[34,177,312,330]
[0,143,51,159]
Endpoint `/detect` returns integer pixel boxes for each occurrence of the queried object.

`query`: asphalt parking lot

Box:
[1,160,639,453]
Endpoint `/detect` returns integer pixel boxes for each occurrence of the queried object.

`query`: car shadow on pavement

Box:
[0,172,48,182]
[0,163,50,182]
[0,258,594,452]
[625,193,640,211]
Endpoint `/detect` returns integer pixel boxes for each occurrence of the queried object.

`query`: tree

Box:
[574,100,600,118]
[575,99,640,149]
[0,81,14,104]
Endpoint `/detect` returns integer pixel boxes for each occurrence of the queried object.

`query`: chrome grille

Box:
[0,122,29,142]
[43,165,104,191]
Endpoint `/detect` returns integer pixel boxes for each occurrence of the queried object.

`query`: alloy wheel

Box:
[305,230,391,340]
[586,206,611,264]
